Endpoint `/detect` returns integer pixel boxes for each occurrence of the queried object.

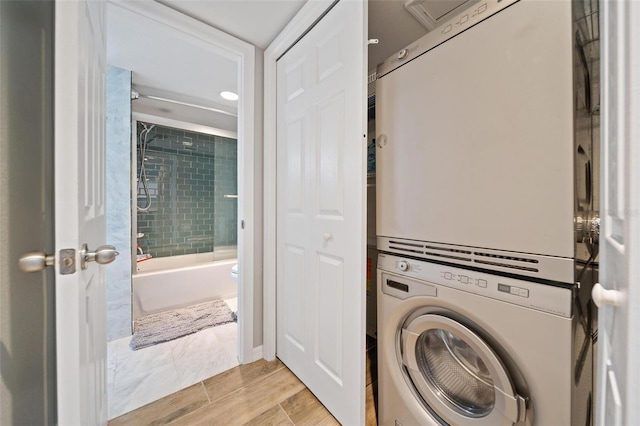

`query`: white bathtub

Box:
[133,252,237,319]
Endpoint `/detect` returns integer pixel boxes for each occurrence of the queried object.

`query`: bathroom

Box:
[104,1,250,418]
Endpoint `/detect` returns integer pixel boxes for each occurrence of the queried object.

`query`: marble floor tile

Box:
[107,335,130,398]
[108,334,132,363]
[211,322,239,359]
[172,327,239,389]
[115,337,175,373]
[110,361,181,419]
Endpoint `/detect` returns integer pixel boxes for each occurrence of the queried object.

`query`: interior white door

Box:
[55,1,109,424]
[275,1,367,424]
[593,2,640,425]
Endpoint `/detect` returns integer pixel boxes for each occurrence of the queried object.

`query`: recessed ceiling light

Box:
[220,91,238,101]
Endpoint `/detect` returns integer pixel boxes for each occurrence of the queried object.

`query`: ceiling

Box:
[106,0,427,131]
[157,0,308,50]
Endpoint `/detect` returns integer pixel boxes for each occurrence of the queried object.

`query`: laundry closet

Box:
[368,0,600,425]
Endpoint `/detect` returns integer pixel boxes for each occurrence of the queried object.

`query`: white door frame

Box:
[263,0,337,361]
[109,0,256,363]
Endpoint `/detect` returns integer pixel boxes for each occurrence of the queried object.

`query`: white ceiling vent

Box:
[404,0,478,31]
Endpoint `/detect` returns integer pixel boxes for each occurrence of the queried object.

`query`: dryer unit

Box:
[375,0,600,285]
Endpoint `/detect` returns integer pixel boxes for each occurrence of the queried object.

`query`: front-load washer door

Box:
[401,314,527,425]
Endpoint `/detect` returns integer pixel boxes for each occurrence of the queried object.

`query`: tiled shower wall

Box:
[136,123,237,258]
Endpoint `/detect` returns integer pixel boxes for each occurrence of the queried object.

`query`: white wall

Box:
[0,1,56,423]
[252,47,264,347]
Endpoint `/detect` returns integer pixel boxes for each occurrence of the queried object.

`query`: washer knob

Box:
[397,49,408,60]
[398,261,410,272]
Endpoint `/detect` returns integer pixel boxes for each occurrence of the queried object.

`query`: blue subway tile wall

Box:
[136,123,237,258]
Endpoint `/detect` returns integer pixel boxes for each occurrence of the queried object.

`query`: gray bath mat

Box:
[130,299,237,350]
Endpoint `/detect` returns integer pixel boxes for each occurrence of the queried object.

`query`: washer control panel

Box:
[381,253,572,317]
[441,271,489,289]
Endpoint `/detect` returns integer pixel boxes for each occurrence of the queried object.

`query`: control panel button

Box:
[519,288,529,298]
[398,260,410,272]
[444,272,453,280]
[444,24,452,34]
[397,49,408,60]
[510,287,520,295]
[478,3,487,13]
[460,15,469,24]
[477,279,487,288]
[459,275,469,284]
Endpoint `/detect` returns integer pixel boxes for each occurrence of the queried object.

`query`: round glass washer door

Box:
[401,314,527,425]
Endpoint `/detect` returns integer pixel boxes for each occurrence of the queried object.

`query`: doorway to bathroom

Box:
[107,116,241,418]
[103,1,257,420]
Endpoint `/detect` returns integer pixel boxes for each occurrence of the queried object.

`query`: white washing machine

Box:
[378,253,589,426]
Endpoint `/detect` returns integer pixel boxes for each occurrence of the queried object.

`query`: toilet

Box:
[231,264,238,283]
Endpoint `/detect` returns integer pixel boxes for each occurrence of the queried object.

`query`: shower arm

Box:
[137,93,237,117]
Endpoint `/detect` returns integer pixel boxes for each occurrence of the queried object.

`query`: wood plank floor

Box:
[109,338,378,426]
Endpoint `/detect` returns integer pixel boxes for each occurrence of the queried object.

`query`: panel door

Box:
[55,1,109,424]
[594,2,640,425]
[276,1,367,424]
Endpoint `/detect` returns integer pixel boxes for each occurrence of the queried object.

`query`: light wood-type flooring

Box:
[109,337,378,426]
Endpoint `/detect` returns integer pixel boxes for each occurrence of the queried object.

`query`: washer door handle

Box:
[401,328,419,370]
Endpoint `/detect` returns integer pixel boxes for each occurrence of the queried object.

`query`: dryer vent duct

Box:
[404,0,478,31]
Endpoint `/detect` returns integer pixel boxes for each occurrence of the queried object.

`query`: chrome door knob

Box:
[80,244,119,270]
[18,252,55,272]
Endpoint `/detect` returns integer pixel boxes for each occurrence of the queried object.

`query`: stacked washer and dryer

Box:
[375,0,600,425]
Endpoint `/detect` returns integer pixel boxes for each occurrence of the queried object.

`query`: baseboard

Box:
[253,345,263,362]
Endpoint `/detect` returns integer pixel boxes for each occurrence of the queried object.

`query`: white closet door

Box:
[594,2,640,426]
[276,1,367,424]
[55,1,109,424]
